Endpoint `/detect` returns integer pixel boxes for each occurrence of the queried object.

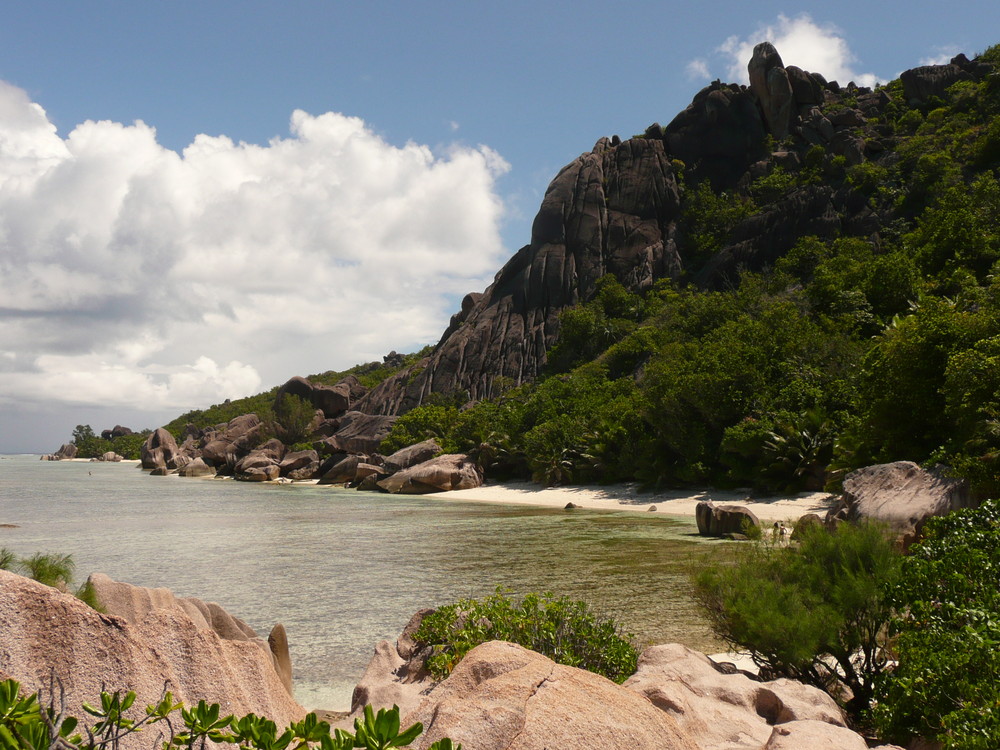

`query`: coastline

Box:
[435,481,836,524]
[28,455,835,524]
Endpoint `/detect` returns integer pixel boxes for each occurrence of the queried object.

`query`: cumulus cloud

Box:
[685,59,711,81]
[0,79,510,423]
[717,14,882,88]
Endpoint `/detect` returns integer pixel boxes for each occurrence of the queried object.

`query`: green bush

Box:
[0,678,459,750]
[414,589,638,683]
[694,521,902,720]
[873,499,1000,749]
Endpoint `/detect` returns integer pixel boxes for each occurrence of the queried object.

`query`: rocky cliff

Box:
[354,43,993,416]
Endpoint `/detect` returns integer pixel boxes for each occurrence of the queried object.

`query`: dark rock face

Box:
[748,42,795,139]
[140,428,180,470]
[698,186,842,285]
[665,83,768,189]
[326,411,397,454]
[900,63,971,104]
[200,415,262,466]
[356,137,683,415]
[384,439,441,473]
[277,375,366,419]
[695,501,760,536]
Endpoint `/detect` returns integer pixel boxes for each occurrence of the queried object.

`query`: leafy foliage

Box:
[71,425,152,460]
[873,499,1000,749]
[694,522,902,720]
[0,678,459,750]
[414,589,638,684]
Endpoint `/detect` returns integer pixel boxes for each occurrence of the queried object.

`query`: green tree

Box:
[71,424,109,459]
[874,500,1000,749]
[269,393,317,446]
[695,521,902,721]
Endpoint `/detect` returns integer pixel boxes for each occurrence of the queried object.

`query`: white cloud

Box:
[921,46,961,66]
[685,59,711,81]
[718,14,882,89]
[0,80,510,425]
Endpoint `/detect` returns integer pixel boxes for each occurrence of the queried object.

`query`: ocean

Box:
[0,454,724,710]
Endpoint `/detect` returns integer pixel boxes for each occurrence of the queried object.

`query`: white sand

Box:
[435,481,836,524]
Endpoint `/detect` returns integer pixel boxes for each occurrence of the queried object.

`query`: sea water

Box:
[0,454,724,710]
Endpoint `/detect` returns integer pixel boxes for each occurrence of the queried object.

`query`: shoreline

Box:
[24,455,836,524]
[435,481,836,524]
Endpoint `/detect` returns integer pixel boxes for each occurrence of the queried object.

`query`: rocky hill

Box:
[355,42,995,415]
[55,40,1000,494]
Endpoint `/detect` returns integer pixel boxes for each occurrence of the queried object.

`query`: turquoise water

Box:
[0,455,723,709]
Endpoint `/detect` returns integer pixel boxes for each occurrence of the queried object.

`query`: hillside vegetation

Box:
[383,44,1000,495]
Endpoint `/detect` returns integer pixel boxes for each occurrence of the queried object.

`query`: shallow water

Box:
[0,455,727,709]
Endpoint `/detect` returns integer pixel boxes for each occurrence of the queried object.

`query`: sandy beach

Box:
[436,481,836,524]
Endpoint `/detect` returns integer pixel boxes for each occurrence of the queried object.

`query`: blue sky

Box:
[1,1,998,451]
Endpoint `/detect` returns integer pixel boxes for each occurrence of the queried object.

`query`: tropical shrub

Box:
[694,521,902,720]
[0,679,459,750]
[1,550,101,610]
[414,589,638,683]
[873,500,1000,749]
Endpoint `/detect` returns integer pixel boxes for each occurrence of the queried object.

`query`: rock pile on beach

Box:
[134,375,483,495]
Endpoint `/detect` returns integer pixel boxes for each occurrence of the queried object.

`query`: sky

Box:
[1,2,998,453]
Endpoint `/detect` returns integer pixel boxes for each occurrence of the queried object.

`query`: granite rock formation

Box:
[376,454,483,494]
[826,461,973,548]
[352,45,996,417]
[695,501,761,537]
[0,570,304,743]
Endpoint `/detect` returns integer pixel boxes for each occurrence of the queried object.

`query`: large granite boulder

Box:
[403,641,695,750]
[350,609,436,719]
[101,425,134,440]
[376,454,482,494]
[664,82,768,190]
[383,440,442,473]
[826,461,973,548]
[624,643,846,749]
[748,42,795,140]
[177,457,216,478]
[238,465,280,482]
[326,412,397,454]
[140,428,180,470]
[201,414,262,466]
[277,375,366,420]
[695,501,761,537]
[0,570,304,739]
[279,450,320,480]
[93,451,124,462]
[355,136,683,416]
[900,63,971,104]
[318,454,368,485]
